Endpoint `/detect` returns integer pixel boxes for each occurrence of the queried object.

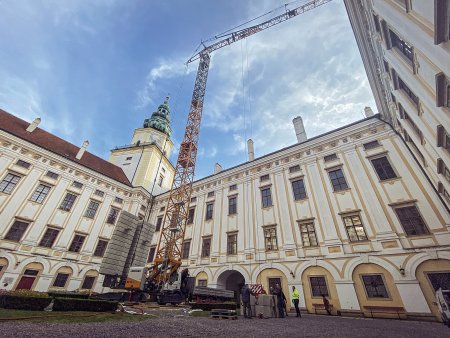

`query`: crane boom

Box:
[187,0,332,64]
[151,0,332,288]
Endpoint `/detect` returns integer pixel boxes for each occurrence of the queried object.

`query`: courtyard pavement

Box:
[0,313,448,337]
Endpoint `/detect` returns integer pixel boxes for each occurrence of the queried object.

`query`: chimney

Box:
[364,106,374,117]
[26,117,41,132]
[214,163,222,174]
[76,140,89,160]
[247,139,255,161]
[292,116,307,143]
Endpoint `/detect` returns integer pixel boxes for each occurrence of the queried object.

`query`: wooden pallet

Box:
[210,309,238,320]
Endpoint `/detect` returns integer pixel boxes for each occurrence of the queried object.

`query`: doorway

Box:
[16,269,39,290]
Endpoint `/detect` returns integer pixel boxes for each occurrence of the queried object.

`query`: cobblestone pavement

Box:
[1,313,448,338]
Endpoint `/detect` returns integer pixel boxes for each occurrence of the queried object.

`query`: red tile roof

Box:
[0,109,131,186]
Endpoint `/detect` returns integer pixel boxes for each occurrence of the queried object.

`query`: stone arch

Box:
[16,256,50,275]
[251,262,293,284]
[344,256,402,281]
[352,263,404,317]
[216,269,246,305]
[254,266,289,298]
[190,267,213,283]
[14,262,45,291]
[49,261,79,276]
[213,265,250,283]
[79,269,99,290]
[407,251,450,278]
[295,260,342,282]
[301,265,341,314]
[0,257,10,282]
[414,258,450,320]
[0,252,16,269]
[49,266,74,290]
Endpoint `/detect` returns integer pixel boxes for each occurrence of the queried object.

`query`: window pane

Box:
[5,220,29,242]
[69,235,86,252]
[362,275,389,298]
[93,240,108,257]
[395,206,429,236]
[0,173,21,194]
[39,228,59,248]
[30,184,51,203]
[81,276,96,289]
[53,273,69,288]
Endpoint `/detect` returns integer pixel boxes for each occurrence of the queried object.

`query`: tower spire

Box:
[143,97,172,136]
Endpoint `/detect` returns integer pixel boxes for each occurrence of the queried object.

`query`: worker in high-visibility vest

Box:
[291,286,301,317]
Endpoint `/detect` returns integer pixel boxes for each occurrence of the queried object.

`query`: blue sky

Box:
[0,0,376,180]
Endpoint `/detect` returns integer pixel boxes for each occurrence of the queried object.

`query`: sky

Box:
[0,0,376,180]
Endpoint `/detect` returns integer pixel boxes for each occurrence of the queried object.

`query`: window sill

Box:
[333,188,351,194]
[228,213,237,216]
[294,197,308,202]
[379,177,402,184]
[261,205,273,210]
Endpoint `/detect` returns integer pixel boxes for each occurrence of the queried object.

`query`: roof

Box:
[0,109,132,186]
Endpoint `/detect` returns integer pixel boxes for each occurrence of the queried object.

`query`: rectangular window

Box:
[362,274,389,298]
[227,233,237,255]
[373,14,381,32]
[30,184,51,203]
[114,197,123,204]
[190,197,197,203]
[38,228,60,248]
[182,241,191,259]
[81,276,96,289]
[68,234,86,253]
[45,171,59,179]
[53,273,69,288]
[207,191,215,198]
[404,111,423,140]
[261,187,273,207]
[187,208,195,224]
[310,276,329,297]
[84,200,100,218]
[72,181,83,189]
[94,189,104,197]
[16,160,31,169]
[198,279,207,287]
[205,203,214,220]
[229,184,237,191]
[158,174,164,187]
[155,217,163,231]
[389,29,413,61]
[291,179,307,200]
[328,168,349,192]
[264,227,278,251]
[160,206,165,212]
[0,173,21,194]
[363,140,381,150]
[299,221,318,247]
[324,153,338,162]
[5,220,29,242]
[437,125,450,154]
[93,239,108,257]
[228,196,237,215]
[260,174,270,182]
[59,193,77,211]
[343,215,368,242]
[371,156,397,180]
[106,208,120,225]
[201,238,211,257]
[289,165,300,173]
[394,206,429,236]
[126,156,132,161]
[426,272,450,291]
[147,247,156,262]
[399,77,419,107]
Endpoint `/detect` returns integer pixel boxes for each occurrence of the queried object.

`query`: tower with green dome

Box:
[109,97,175,195]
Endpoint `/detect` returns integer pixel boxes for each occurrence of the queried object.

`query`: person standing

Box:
[241,283,255,319]
[291,286,301,317]
[273,284,285,318]
[322,294,332,315]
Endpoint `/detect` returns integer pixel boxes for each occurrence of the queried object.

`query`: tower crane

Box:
[126,0,333,303]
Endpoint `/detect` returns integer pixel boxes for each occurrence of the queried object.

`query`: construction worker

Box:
[291,286,301,317]
[241,283,255,319]
[272,284,285,318]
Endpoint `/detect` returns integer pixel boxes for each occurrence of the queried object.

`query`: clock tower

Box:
[109,97,175,195]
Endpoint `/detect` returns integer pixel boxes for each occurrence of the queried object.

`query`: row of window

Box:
[4,220,109,256]
[52,272,96,290]
[149,205,429,262]
[0,173,121,223]
[154,155,398,226]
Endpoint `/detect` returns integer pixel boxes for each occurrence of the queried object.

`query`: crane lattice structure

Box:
[151,0,332,286]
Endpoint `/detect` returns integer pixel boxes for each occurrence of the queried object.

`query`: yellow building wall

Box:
[352,263,404,317]
[301,266,341,313]
[416,259,450,319]
[256,268,288,299]
[196,271,208,286]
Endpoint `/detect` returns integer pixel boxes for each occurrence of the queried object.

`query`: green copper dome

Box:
[143,96,172,136]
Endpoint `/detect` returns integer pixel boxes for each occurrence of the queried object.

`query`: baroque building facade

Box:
[0,100,175,293]
[148,115,450,320]
[344,0,450,209]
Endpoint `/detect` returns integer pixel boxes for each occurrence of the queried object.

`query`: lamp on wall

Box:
[399,265,405,276]
[290,270,295,278]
